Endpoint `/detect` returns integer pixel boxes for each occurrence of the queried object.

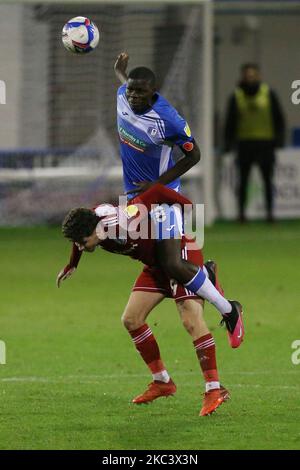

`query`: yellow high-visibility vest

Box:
[235,83,274,140]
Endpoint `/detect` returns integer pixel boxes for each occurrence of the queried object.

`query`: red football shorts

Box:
[133,244,204,302]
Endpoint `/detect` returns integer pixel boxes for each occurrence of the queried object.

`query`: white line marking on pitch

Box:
[0,369,298,386]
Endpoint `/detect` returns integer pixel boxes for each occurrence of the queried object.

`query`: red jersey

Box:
[66,183,193,269]
[94,203,157,265]
[95,202,192,266]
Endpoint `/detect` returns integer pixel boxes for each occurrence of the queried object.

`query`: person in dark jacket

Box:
[224,63,285,222]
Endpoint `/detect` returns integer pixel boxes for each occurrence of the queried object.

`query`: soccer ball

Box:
[62,16,99,54]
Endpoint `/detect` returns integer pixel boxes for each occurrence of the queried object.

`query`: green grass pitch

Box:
[0,221,300,450]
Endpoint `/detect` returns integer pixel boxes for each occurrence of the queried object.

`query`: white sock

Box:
[203,265,209,278]
[196,277,232,316]
[206,381,220,393]
[153,370,170,383]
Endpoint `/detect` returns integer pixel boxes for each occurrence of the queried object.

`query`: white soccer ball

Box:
[62,16,99,54]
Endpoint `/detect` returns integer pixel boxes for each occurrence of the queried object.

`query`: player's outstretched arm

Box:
[56,243,82,288]
[56,266,76,288]
[114,52,129,84]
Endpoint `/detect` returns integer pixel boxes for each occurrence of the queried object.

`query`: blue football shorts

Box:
[150,204,183,241]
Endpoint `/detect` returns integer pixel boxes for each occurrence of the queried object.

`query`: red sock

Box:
[129,324,165,374]
[193,334,219,391]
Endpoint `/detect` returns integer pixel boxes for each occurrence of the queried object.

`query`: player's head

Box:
[62,208,100,252]
[240,63,260,85]
[126,67,156,113]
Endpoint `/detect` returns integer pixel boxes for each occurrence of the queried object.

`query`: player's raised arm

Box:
[114,52,129,84]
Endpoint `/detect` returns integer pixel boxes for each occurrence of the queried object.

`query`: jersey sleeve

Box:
[117,84,127,97]
[163,107,195,147]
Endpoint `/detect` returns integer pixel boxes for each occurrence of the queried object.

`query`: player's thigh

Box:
[122,291,165,331]
[176,298,209,340]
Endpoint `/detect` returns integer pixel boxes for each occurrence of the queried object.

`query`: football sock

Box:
[184,268,232,316]
[202,265,209,278]
[152,370,170,383]
[194,334,220,393]
[129,324,169,381]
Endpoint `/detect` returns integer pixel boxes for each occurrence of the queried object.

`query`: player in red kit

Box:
[57,184,242,416]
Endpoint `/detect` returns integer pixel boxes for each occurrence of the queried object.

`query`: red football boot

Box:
[132,379,177,404]
[200,385,230,416]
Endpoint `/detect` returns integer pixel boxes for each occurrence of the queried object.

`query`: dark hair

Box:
[62,208,99,243]
[128,67,156,87]
[241,63,260,73]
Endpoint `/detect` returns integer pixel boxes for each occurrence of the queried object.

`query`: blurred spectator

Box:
[224,63,285,223]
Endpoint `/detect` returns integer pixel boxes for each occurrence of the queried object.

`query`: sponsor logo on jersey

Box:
[182,141,194,152]
[118,125,147,152]
[184,123,191,137]
[123,204,139,218]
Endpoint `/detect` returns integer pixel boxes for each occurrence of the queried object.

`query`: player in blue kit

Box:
[114,52,244,344]
[115,53,199,196]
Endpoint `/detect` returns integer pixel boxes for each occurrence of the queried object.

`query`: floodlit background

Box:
[0,0,300,223]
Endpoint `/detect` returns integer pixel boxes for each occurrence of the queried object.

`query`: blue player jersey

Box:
[117,84,194,196]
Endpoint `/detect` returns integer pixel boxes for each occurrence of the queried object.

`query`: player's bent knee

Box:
[121,312,143,331]
[121,312,134,330]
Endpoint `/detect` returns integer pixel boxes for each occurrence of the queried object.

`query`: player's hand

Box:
[126,181,156,195]
[114,52,129,75]
[56,265,76,288]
